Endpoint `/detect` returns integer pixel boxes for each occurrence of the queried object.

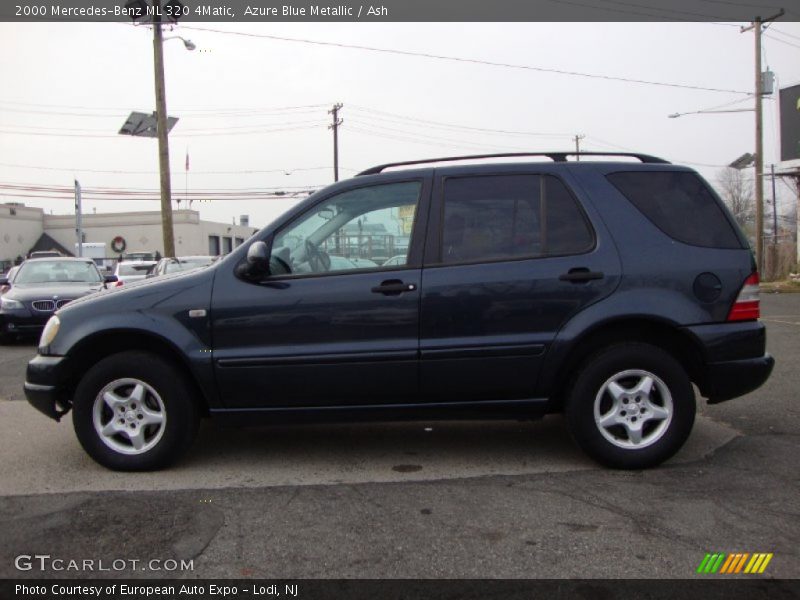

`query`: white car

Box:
[382,255,407,267]
[113,261,157,286]
[148,256,217,278]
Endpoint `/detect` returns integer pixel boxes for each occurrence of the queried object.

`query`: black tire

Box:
[565,343,695,469]
[72,351,200,471]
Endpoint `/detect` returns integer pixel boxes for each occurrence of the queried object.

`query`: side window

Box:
[271,181,422,276]
[441,174,593,264]
[607,171,744,249]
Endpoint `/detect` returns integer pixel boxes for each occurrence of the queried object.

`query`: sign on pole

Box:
[779,84,800,164]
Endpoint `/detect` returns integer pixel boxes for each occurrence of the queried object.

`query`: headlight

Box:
[0,297,24,310]
[39,315,60,348]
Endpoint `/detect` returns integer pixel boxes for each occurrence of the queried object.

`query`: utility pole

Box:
[741,9,783,274]
[770,164,778,278]
[329,103,343,182]
[153,0,176,258]
[74,180,83,257]
[574,134,585,160]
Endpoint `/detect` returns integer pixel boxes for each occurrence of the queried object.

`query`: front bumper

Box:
[0,312,48,337]
[24,354,71,421]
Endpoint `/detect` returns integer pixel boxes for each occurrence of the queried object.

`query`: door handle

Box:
[559,268,604,283]
[371,280,417,295]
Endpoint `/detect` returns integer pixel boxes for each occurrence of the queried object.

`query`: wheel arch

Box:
[545,317,705,411]
[64,329,213,416]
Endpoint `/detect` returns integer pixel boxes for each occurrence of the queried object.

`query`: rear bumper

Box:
[24,354,71,421]
[683,321,774,403]
[702,354,775,404]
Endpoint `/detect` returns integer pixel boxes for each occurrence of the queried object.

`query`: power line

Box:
[542,0,693,21]
[0,162,357,176]
[180,25,751,95]
[693,0,784,9]
[584,136,728,168]
[581,0,728,20]
[0,123,327,139]
[346,118,536,152]
[0,100,330,115]
[349,105,573,138]
[347,125,501,152]
[763,33,800,50]
[769,26,800,42]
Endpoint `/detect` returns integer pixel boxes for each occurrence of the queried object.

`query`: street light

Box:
[164,35,196,51]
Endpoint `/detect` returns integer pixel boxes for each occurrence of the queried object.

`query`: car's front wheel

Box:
[72,351,200,471]
[565,343,696,469]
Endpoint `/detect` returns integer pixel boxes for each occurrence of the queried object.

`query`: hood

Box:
[6,282,105,303]
[59,263,216,313]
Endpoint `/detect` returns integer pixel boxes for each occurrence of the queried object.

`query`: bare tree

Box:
[716,167,754,232]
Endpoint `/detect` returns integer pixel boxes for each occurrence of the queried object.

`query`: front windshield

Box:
[15,260,102,284]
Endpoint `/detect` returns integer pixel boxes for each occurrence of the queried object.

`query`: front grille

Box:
[56,299,71,309]
[31,300,56,312]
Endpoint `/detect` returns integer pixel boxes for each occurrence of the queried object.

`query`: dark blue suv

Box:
[24,153,774,470]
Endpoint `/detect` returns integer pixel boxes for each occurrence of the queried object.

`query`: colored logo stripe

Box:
[698,553,773,574]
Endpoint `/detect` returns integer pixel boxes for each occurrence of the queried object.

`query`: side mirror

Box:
[247,241,269,266]
[104,275,118,284]
[0,277,8,286]
[237,241,270,279]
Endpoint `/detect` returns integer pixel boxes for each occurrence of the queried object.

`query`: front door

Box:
[211,178,430,408]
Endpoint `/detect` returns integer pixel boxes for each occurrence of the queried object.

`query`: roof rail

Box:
[357,152,670,176]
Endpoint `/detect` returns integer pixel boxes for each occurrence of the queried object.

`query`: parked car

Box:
[382,255,407,268]
[326,255,381,271]
[1,257,116,342]
[113,261,157,286]
[28,251,63,259]
[0,266,19,295]
[327,255,359,271]
[121,252,157,262]
[148,256,216,278]
[24,152,773,471]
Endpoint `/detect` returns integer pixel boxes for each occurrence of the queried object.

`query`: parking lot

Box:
[0,294,798,579]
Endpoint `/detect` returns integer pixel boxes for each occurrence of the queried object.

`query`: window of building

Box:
[208,235,220,256]
[222,237,233,254]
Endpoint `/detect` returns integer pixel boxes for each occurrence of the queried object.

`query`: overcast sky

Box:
[1,21,799,228]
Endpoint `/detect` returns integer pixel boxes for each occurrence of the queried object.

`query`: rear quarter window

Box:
[606,171,744,249]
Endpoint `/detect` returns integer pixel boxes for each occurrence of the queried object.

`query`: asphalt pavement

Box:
[0,294,798,579]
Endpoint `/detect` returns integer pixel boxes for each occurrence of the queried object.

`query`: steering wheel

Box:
[305,239,331,272]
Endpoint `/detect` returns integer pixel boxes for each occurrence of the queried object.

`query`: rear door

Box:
[419,167,621,402]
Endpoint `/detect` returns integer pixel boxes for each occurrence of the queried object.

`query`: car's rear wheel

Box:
[72,351,199,471]
[565,343,695,469]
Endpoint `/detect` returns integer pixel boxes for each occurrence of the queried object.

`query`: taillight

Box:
[115,280,124,287]
[727,272,760,321]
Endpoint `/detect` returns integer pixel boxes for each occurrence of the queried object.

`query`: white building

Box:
[0,204,258,270]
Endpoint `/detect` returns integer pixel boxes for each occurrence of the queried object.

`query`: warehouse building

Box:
[0,203,258,270]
